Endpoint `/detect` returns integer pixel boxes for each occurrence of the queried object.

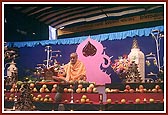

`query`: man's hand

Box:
[73,75,86,81]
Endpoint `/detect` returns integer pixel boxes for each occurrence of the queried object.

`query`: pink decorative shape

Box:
[76,36,111,85]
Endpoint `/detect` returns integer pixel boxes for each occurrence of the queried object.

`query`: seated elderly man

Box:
[52,52,86,103]
[52,52,86,82]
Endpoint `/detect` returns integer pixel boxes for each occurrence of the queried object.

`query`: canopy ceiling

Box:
[4,3,164,42]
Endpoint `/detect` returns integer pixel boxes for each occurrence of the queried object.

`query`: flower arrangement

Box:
[111,54,131,80]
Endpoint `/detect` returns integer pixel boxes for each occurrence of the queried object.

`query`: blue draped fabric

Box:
[6,25,164,48]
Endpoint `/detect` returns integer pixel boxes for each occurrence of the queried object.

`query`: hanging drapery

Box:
[6,25,164,48]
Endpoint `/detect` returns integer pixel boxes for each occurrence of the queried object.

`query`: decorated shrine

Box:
[4,30,165,111]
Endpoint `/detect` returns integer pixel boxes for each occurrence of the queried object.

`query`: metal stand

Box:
[151,30,164,72]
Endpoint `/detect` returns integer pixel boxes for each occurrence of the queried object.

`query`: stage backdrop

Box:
[5,26,164,85]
